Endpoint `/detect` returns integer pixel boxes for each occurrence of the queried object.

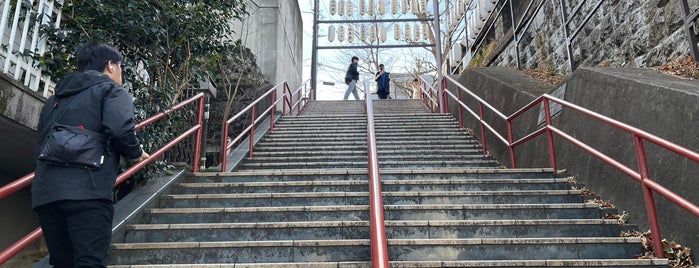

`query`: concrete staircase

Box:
[108,100,668,267]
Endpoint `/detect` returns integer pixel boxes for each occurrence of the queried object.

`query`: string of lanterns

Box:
[326,0,493,44]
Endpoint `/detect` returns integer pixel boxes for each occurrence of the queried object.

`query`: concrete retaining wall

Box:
[448,67,699,251]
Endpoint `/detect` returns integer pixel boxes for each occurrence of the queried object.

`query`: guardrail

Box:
[0,0,61,96]
[440,74,699,258]
[220,80,311,171]
[0,92,205,265]
[363,81,389,268]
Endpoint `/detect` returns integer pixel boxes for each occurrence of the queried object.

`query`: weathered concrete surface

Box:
[448,67,699,251]
[232,0,303,90]
[0,72,44,267]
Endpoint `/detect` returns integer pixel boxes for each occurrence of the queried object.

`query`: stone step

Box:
[143,203,606,224]
[170,178,569,194]
[252,143,482,151]
[254,139,479,147]
[157,190,583,208]
[275,117,455,124]
[241,155,490,164]
[122,219,632,243]
[108,258,669,267]
[251,148,483,157]
[267,127,468,134]
[261,133,473,142]
[235,159,500,169]
[108,237,644,264]
[272,122,459,129]
[184,168,556,183]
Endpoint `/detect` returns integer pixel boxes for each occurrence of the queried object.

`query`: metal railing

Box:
[438,74,699,258]
[220,80,312,171]
[363,81,389,268]
[0,0,61,96]
[0,92,206,265]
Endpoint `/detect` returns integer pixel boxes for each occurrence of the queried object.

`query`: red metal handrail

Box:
[418,77,440,113]
[363,82,389,268]
[220,80,312,171]
[0,92,205,265]
[442,74,699,258]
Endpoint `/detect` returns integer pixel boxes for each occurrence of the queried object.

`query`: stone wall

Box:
[449,67,699,253]
[478,0,699,73]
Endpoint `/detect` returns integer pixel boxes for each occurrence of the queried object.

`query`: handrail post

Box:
[478,102,488,156]
[249,105,256,158]
[457,86,463,128]
[442,77,449,113]
[270,89,276,131]
[283,85,289,116]
[633,135,665,258]
[543,98,557,171]
[192,96,204,173]
[221,121,230,172]
[506,119,516,168]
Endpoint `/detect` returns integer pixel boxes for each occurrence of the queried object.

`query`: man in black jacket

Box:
[33,42,149,268]
[343,56,360,100]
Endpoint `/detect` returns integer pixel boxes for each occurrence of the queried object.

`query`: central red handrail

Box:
[363,83,389,268]
[441,74,699,258]
[0,92,206,265]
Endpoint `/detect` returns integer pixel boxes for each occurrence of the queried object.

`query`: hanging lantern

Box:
[393,24,401,40]
[338,25,345,42]
[347,1,354,16]
[369,24,377,42]
[391,0,398,14]
[401,0,409,14]
[379,26,387,42]
[359,0,366,15]
[413,23,420,41]
[329,0,337,15]
[458,0,466,16]
[422,23,430,40]
[360,25,367,41]
[338,0,345,16]
[368,0,375,15]
[420,0,427,14]
[379,0,386,15]
[328,25,336,42]
[348,25,355,43]
[404,24,411,41]
[411,0,419,14]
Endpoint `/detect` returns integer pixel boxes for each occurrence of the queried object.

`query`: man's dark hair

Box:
[413,78,419,82]
[351,56,359,61]
[379,64,384,68]
[76,42,123,72]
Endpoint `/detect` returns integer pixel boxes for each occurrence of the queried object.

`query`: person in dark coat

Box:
[343,56,360,100]
[374,64,390,99]
[32,42,149,268]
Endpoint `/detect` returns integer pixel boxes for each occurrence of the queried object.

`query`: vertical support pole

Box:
[441,77,449,113]
[192,96,204,173]
[249,106,256,158]
[283,85,288,116]
[558,0,575,72]
[633,135,665,258]
[543,99,557,172]
[433,0,444,113]
[680,0,699,62]
[311,0,320,100]
[221,122,229,172]
[478,102,487,156]
[270,89,275,132]
[457,86,463,128]
[506,119,516,168]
